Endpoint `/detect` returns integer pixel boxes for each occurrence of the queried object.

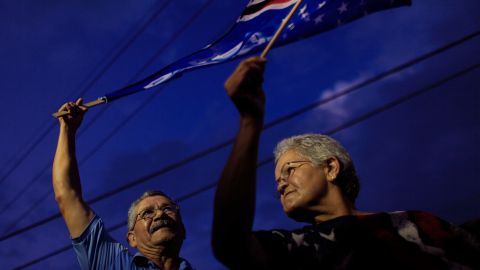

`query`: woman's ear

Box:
[324,157,340,182]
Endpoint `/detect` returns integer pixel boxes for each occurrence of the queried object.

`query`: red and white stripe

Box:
[238,0,298,22]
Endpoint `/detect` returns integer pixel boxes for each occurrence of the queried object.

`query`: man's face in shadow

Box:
[127,195,186,252]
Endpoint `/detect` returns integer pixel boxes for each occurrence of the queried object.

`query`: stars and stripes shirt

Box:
[253,211,480,269]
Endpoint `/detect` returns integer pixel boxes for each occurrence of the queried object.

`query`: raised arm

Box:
[212,57,269,269]
[53,98,94,238]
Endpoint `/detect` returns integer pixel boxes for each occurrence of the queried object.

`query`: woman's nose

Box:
[277,180,288,195]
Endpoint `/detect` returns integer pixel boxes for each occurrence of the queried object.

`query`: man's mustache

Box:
[149,218,177,234]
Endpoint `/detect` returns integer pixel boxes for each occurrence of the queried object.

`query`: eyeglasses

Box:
[131,204,179,230]
[277,160,312,183]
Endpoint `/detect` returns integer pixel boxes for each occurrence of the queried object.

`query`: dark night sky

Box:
[0,0,479,269]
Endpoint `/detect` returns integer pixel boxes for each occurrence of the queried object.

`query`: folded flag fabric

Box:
[105,0,411,102]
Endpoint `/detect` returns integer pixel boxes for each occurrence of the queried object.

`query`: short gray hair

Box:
[127,190,176,231]
[274,134,360,203]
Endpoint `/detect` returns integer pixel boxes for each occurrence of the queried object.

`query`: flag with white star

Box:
[105,0,411,102]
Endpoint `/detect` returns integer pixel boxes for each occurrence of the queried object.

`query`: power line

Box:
[264,30,480,129]
[0,122,55,186]
[80,0,217,140]
[0,26,480,221]
[1,28,478,240]
[12,62,480,269]
[0,0,215,229]
[0,117,51,176]
[1,0,218,236]
[0,0,173,187]
[0,0,170,182]
[2,28,477,237]
[11,184,216,270]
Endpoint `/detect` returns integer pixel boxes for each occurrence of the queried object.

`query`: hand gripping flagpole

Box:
[260,0,304,58]
[52,97,107,118]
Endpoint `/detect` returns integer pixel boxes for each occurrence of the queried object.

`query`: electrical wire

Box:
[12,62,480,269]
[0,0,173,187]
[0,0,215,228]
[1,30,478,240]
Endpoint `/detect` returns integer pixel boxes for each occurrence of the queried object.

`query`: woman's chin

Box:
[283,203,310,223]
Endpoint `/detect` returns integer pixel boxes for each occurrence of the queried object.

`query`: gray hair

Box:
[127,190,176,231]
[274,134,360,203]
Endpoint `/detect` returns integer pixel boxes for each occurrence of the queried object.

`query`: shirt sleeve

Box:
[72,214,131,270]
[407,211,480,269]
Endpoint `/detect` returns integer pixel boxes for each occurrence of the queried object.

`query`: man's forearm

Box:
[53,125,93,237]
[53,126,81,199]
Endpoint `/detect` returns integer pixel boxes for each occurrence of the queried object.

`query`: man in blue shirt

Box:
[54,100,193,270]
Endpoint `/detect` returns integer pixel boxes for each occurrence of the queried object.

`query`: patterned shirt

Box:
[254,211,480,269]
[72,215,194,270]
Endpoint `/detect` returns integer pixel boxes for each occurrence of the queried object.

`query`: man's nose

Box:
[153,208,167,221]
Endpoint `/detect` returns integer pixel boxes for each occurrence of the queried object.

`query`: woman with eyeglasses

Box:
[211,56,480,270]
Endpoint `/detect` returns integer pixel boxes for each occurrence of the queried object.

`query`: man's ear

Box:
[324,157,340,183]
[127,231,137,248]
[177,213,186,240]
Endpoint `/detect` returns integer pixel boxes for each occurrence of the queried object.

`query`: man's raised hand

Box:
[56,98,88,131]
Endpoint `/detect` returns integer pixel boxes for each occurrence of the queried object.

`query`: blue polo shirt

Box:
[72,214,193,270]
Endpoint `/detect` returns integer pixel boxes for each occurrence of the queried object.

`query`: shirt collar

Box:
[133,252,194,270]
[133,253,156,268]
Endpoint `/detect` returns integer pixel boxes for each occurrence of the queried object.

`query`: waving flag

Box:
[104,0,411,102]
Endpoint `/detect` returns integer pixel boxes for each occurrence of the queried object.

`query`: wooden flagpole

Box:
[261,0,304,58]
[52,97,107,118]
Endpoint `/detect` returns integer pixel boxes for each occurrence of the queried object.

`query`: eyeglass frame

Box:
[130,203,179,231]
[276,160,314,184]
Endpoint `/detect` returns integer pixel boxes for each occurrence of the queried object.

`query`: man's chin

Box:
[150,230,178,243]
[151,225,176,235]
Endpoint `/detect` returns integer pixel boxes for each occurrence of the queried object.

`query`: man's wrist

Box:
[59,122,78,136]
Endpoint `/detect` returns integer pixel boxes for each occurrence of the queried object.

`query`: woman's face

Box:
[274,150,329,221]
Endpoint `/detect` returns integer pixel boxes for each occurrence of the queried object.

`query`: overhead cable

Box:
[13,62,480,269]
[0,0,215,229]
[2,29,478,240]
[0,0,173,187]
